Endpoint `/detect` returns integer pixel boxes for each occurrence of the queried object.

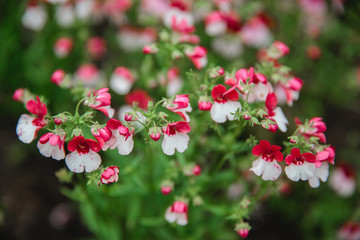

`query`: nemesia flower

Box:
[338,222,360,240]
[102,0,132,24]
[237,229,249,238]
[295,116,326,143]
[192,164,201,175]
[198,97,212,111]
[161,185,173,195]
[85,88,115,118]
[212,35,243,59]
[37,131,66,160]
[284,148,317,181]
[308,146,335,188]
[185,46,208,70]
[101,166,120,184]
[241,15,272,48]
[91,125,112,150]
[272,41,290,57]
[125,89,153,110]
[103,119,134,155]
[149,127,162,141]
[140,0,170,18]
[164,201,188,226]
[12,88,25,103]
[163,7,194,34]
[22,4,48,31]
[329,163,356,197]
[86,36,106,59]
[166,67,183,97]
[275,77,303,106]
[16,96,48,144]
[250,140,283,181]
[204,11,227,36]
[110,67,134,95]
[65,136,101,173]
[75,0,95,20]
[210,84,241,123]
[264,92,288,132]
[74,64,101,87]
[55,4,75,27]
[54,37,73,58]
[161,121,191,155]
[51,69,66,86]
[164,94,192,122]
[117,26,157,52]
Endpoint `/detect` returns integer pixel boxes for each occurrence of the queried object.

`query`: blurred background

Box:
[0,0,360,239]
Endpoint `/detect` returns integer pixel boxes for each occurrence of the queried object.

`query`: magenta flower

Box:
[101,166,120,184]
[164,201,188,226]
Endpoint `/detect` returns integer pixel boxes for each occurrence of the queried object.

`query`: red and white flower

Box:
[241,15,272,48]
[65,136,101,173]
[103,119,134,155]
[204,11,227,37]
[91,125,112,150]
[295,116,327,143]
[101,166,120,184]
[110,67,135,95]
[54,37,73,58]
[308,146,335,188]
[55,4,75,28]
[166,67,183,97]
[74,64,102,87]
[85,88,115,118]
[212,35,243,59]
[16,96,48,143]
[12,88,25,103]
[161,121,191,155]
[274,77,303,106]
[37,131,65,160]
[51,69,66,86]
[198,97,212,111]
[210,84,241,123]
[117,26,157,52]
[164,201,188,226]
[329,163,356,197]
[285,148,317,181]
[164,94,192,122]
[250,140,283,181]
[185,46,208,70]
[338,222,360,240]
[163,7,194,34]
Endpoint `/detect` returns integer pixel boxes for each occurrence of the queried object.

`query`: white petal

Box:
[173,132,189,153]
[162,134,176,156]
[261,161,282,181]
[210,102,227,123]
[110,75,132,95]
[273,107,288,132]
[83,151,102,172]
[285,164,301,181]
[65,152,85,173]
[167,78,183,97]
[254,83,273,102]
[51,147,65,161]
[300,162,316,180]
[16,114,38,144]
[206,21,227,36]
[176,213,188,226]
[164,207,177,223]
[308,176,320,188]
[285,162,316,182]
[56,5,75,27]
[316,162,329,182]
[116,135,134,155]
[329,169,356,197]
[37,142,53,158]
[224,101,241,121]
[22,6,47,31]
[250,158,265,177]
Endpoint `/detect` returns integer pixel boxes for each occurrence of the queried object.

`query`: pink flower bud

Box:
[161,186,172,195]
[12,88,25,102]
[192,164,201,176]
[54,37,73,58]
[243,114,251,120]
[143,45,157,54]
[101,166,120,184]
[198,100,212,111]
[237,229,249,238]
[124,113,135,121]
[149,127,162,141]
[273,41,290,57]
[54,118,63,125]
[51,69,66,86]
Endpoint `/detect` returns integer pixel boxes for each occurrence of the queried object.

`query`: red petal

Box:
[107,118,122,129]
[252,144,264,156]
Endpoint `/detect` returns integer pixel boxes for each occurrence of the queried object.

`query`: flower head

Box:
[164,201,188,226]
[101,166,120,184]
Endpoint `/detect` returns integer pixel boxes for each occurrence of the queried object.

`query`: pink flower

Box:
[163,8,194,34]
[273,41,290,57]
[285,148,317,181]
[91,125,112,150]
[65,136,101,173]
[125,89,153,110]
[110,67,135,95]
[51,69,66,86]
[338,222,360,240]
[185,46,208,70]
[295,117,326,143]
[210,84,241,123]
[164,201,188,225]
[37,132,65,160]
[165,94,192,122]
[161,186,173,195]
[329,163,356,197]
[104,119,134,155]
[86,36,106,59]
[12,88,25,103]
[101,166,120,184]
[192,164,201,175]
[250,140,283,181]
[149,127,162,141]
[274,77,303,106]
[75,64,101,87]
[54,37,73,58]
[241,15,272,48]
[85,88,115,118]
[16,96,48,143]
[198,97,212,111]
[161,121,191,155]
